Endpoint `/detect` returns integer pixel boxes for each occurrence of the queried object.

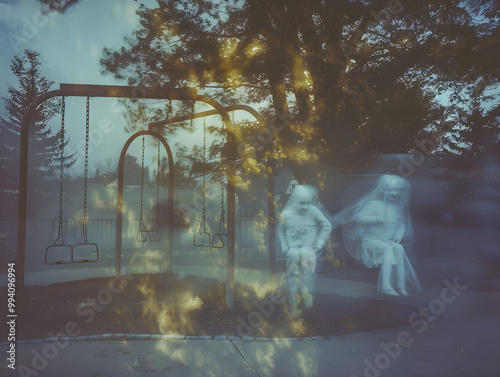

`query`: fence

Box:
[0,218,173,265]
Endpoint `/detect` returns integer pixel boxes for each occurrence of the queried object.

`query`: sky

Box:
[3,0,496,178]
[0,0,146,174]
[0,0,230,178]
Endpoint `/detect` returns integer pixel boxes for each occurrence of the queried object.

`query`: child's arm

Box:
[312,207,332,252]
[392,210,407,243]
[277,212,289,253]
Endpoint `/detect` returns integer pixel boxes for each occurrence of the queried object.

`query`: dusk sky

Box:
[0,0,228,176]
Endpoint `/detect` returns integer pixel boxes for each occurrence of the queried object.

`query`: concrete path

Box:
[2,286,499,377]
[1,255,499,376]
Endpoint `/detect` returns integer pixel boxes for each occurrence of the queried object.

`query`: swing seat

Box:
[137,221,149,242]
[193,232,212,247]
[137,230,149,243]
[149,230,161,242]
[45,244,73,265]
[149,221,161,242]
[72,242,99,263]
[211,233,227,249]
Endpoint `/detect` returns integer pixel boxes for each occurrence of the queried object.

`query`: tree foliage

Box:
[39,0,500,180]
[0,50,73,218]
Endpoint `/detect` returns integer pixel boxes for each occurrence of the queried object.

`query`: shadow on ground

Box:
[6,273,415,340]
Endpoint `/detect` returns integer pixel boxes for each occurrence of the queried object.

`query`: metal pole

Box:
[148,104,264,129]
[226,131,236,310]
[59,83,197,100]
[116,144,125,277]
[267,156,276,283]
[16,90,60,320]
[16,108,30,315]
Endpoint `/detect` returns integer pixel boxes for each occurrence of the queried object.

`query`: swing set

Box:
[17,83,276,311]
[150,102,278,284]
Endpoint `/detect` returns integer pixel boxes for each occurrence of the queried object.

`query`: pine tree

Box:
[0,49,71,220]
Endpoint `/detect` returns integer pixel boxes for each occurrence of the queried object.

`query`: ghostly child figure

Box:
[278,185,332,318]
[332,175,421,296]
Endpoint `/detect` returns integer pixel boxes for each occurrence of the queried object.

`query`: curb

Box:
[0,324,419,346]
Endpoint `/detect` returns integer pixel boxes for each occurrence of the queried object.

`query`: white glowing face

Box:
[292,186,312,214]
[296,197,312,213]
[382,176,405,202]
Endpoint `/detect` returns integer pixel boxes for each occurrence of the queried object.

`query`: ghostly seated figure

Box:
[278,185,332,317]
[332,175,421,296]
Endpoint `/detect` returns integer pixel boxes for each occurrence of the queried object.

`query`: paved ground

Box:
[1,253,499,376]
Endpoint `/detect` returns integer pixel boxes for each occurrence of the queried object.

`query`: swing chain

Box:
[157,140,160,219]
[139,135,146,224]
[220,185,225,223]
[82,97,90,242]
[202,118,207,232]
[216,184,226,238]
[56,97,66,245]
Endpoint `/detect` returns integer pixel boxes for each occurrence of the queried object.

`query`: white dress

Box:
[332,175,421,294]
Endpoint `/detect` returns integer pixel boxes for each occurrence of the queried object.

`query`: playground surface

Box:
[7,272,415,341]
[1,255,500,376]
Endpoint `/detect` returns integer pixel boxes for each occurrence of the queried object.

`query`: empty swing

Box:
[137,136,162,242]
[45,97,73,265]
[193,118,212,247]
[72,97,99,263]
[211,118,227,248]
[137,136,148,242]
[211,183,227,248]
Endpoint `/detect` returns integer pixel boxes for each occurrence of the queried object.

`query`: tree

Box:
[92,157,118,181]
[37,0,80,13]
[124,154,150,186]
[0,49,73,219]
[39,0,500,182]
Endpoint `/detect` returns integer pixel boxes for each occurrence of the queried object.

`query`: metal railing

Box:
[0,218,169,256]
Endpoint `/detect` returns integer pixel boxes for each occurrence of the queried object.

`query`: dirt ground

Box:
[3,273,414,340]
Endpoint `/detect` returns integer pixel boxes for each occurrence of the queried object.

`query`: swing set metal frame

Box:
[17,83,276,314]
